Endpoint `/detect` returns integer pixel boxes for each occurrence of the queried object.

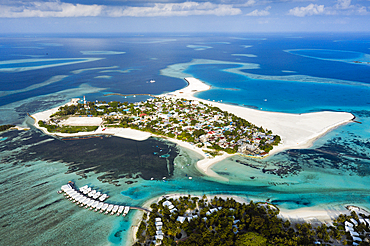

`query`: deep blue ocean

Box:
[0,33,370,245]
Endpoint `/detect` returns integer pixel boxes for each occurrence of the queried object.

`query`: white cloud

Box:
[245,6,270,16]
[335,0,352,9]
[239,0,256,7]
[334,0,368,15]
[288,3,325,17]
[0,1,242,18]
[107,2,242,17]
[0,1,103,17]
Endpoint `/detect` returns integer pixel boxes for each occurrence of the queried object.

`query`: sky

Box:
[0,0,369,33]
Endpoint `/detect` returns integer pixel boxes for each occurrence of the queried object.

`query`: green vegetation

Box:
[42,97,282,156]
[0,124,15,132]
[134,196,370,246]
[38,120,98,133]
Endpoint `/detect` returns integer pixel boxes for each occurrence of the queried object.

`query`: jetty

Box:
[58,182,150,216]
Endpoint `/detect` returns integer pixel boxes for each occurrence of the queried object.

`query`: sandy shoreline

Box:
[30,77,354,179]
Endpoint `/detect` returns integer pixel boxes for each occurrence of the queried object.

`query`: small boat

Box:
[150,79,155,83]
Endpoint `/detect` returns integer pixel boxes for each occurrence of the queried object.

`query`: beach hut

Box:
[88,190,97,197]
[117,206,124,216]
[350,231,360,237]
[123,206,130,216]
[155,218,162,222]
[83,187,92,194]
[155,235,163,240]
[83,198,91,205]
[93,192,102,199]
[91,201,99,209]
[345,221,354,227]
[79,185,88,192]
[100,203,109,213]
[111,205,119,215]
[365,218,370,227]
[61,185,70,191]
[79,197,87,204]
[350,218,358,226]
[352,236,362,242]
[99,194,108,201]
[105,204,114,214]
[177,217,186,223]
[155,221,163,227]
[163,201,172,207]
[95,202,104,212]
[73,195,82,203]
[80,198,88,207]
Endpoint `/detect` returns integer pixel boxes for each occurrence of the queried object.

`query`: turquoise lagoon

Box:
[1,34,370,245]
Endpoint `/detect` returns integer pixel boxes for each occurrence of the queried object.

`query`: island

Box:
[132,195,370,246]
[31,77,354,178]
[38,96,281,157]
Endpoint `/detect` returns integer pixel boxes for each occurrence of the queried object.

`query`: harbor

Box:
[58,182,150,216]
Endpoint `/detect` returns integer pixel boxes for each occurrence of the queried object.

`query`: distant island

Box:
[133,195,370,246]
[39,97,281,157]
[0,124,15,132]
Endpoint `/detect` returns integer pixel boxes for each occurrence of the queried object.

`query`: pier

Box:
[58,182,150,216]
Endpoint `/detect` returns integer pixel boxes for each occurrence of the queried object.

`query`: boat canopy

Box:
[118,206,124,213]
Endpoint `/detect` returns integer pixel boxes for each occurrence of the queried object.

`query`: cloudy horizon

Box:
[0,0,369,33]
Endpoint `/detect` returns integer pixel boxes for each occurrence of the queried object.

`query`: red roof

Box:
[139,113,147,117]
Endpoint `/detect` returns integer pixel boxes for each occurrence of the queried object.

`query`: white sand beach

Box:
[161,77,354,172]
[31,77,353,179]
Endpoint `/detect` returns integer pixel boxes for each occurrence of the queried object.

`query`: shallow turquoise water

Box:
[1,33,370,245]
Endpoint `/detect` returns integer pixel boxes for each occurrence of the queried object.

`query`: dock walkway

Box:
[59,182,151,216]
